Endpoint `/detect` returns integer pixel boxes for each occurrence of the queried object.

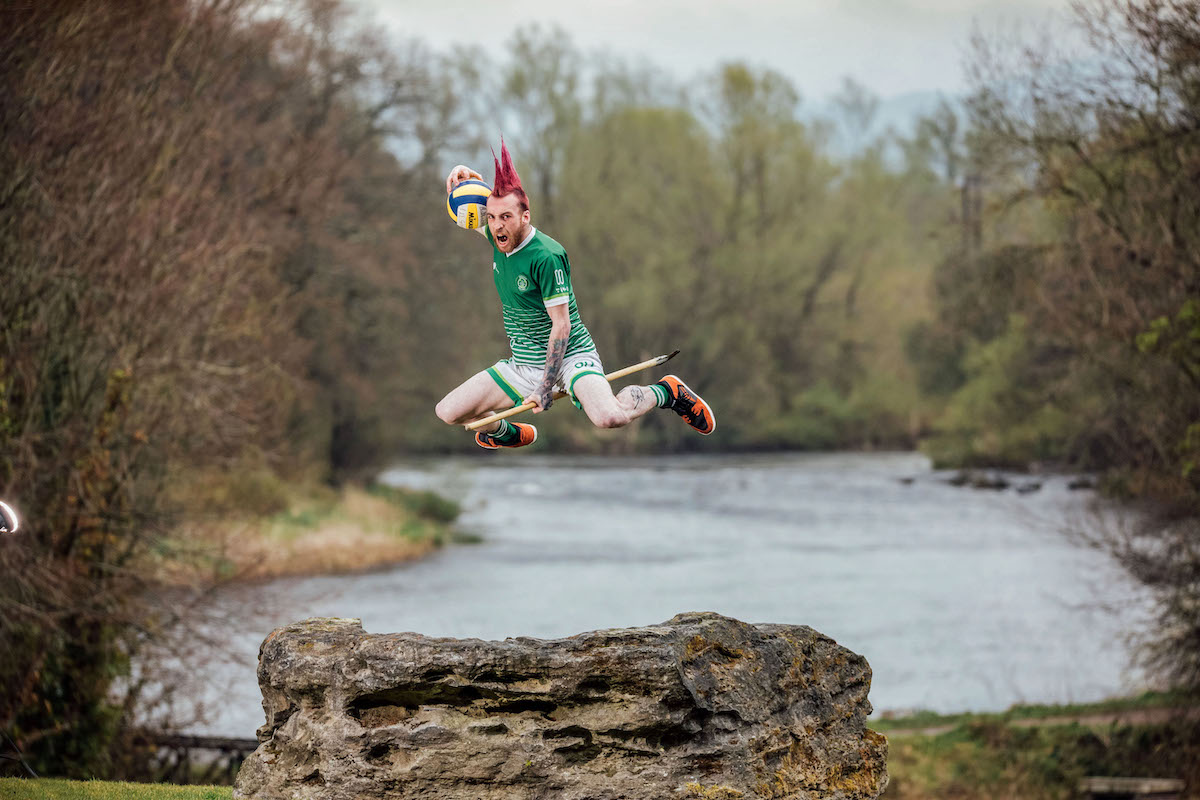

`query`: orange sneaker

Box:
[656,375,716,435]
[475,421,538,450]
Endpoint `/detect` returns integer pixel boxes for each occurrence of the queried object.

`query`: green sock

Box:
[492,419,520,443]
[650,383,672,409]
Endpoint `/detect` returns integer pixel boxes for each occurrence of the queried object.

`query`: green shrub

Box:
[368,484,460,523]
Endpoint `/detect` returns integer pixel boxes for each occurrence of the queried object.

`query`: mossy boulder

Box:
[235,612,886,800]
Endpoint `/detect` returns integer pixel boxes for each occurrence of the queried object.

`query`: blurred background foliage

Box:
[1,0,1198,780]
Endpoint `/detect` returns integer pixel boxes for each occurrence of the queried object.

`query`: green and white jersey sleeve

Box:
[536,252,571,308]
[485,226,597,366]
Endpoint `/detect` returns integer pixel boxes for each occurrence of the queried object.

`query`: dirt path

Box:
[881,706,1200,738]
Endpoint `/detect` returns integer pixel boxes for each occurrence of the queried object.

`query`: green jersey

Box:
[485,226,596,366]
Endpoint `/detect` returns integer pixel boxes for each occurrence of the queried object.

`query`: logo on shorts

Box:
[516,275,530,292]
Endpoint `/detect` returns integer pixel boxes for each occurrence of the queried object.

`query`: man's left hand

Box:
[525,388,553,413]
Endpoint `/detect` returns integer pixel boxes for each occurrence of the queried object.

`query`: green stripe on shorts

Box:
[487,366,524,406]
[568,370,605,408]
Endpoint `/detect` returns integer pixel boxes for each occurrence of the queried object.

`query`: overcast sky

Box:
[356,0,1072,102]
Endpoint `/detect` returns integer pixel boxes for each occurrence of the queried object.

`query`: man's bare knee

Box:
[593,410,630,429]
[435,399,464,426]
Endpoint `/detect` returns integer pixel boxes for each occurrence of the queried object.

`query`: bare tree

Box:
[965,0,1200,688]
[0,0,443,775]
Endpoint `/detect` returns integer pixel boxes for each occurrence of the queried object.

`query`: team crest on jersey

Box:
[516,275,530,292]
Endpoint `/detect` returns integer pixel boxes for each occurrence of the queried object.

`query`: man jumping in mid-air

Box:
[435,141,715,449]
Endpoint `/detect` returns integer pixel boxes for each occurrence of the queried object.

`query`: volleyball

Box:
[447,178,492,229]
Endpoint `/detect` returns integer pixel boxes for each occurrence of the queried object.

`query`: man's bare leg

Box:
[574,372,716,435]
[436,370,540,448]
[572,374,661,429]
[435,371,514,433]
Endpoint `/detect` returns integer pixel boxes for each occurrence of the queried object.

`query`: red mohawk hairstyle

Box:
[491,138,529,212]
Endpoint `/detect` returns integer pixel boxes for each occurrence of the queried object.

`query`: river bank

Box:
[157,481,460,585]
[879,693,1200,800]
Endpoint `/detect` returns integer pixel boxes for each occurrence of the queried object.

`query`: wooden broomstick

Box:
[464,350,680,431]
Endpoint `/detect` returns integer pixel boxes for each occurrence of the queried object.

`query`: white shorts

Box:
[487,351,605,409]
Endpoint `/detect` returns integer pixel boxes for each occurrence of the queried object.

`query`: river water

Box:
[190,451,1152,738]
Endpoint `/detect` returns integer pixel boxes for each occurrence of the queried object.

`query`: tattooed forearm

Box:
[628,386,647,410]
[537,335,568,408]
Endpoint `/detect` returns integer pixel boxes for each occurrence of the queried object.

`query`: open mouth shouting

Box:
[486,191,529,254]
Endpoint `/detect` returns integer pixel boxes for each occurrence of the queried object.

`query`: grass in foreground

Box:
[0,778,232,799]
[876,694,1200,800]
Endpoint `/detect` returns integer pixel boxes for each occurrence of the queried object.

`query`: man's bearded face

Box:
[486,193,530,253]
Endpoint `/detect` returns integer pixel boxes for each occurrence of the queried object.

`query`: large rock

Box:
[234,612,887,800]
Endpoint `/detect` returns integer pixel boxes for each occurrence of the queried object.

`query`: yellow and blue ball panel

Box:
[447,178,492,229]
